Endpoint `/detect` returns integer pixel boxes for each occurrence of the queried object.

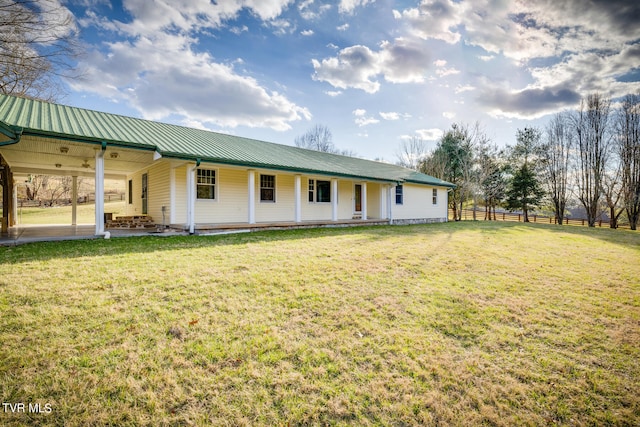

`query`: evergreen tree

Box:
[505,128,545,222]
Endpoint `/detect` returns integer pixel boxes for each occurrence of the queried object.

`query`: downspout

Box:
[0,125,22,146]
[187,158,201,234]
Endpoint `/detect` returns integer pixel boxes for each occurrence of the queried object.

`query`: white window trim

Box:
[260,174,276,203]
[196,167,218,202]
[308,178,332,203]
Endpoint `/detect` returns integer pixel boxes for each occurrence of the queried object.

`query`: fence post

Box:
[518,214,521,222]
[534,215,537,223]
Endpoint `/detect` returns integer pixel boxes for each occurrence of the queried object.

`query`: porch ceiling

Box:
[0,135,156,179]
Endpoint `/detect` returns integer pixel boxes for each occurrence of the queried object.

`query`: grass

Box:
[15,200,126,225]
[0,221,638,425]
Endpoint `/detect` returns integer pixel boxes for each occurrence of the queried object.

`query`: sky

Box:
[57,0,640,162]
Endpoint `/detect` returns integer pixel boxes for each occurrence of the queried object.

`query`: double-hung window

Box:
[197,169,216,200]
[260,174,275,202]
[432,188,438,205]
[308,179,331,203]
[395,184,403,205]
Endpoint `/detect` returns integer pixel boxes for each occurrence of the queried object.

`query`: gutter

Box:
[0,124,22,146]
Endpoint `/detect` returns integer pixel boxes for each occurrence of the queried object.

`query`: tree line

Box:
[398,93,640,230]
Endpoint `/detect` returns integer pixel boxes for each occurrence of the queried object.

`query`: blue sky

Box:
[60,0,640,161]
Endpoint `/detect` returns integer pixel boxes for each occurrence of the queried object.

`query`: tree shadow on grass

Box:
[0,221,636,265]
[0,223,456,264]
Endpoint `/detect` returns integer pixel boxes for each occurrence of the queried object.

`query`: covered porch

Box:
[0,217,392,246]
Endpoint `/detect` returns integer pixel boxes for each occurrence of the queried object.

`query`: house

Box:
[0,94,454,236]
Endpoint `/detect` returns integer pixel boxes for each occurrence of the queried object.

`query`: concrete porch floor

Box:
[0,224,169,246]
[0,219,392,246]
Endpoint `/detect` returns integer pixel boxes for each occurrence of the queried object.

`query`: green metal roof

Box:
[0,94,455,187]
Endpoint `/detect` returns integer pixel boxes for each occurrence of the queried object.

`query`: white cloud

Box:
[454,84,475,93]
[339,0,375,14]
[352,109,379,126]
[301,29,314,36]
[325,90,343,97]
[442,111,455,119]
[415,128,444,140]
[312,38,430,92]
[70,32,310,131]
[394,0,640,118]
[337,23,349,31]
[397,0,462,44]
[312,45,381,93]
[433,59,447,67]
[380,112,399,120]
[435,67,459,77]
[230,25,248,35]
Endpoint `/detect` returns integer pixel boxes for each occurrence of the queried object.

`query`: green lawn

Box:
[1,222,638,425]
[15,200,126,225]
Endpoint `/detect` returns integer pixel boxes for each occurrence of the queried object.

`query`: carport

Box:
[0,112,157,238]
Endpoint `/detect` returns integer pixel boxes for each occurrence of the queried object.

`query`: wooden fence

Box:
[449,209,635,230]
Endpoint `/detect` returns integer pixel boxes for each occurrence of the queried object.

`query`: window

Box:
[317,180,331,203]
[197,169,216,199]
[260,174,275,202]
[432,188,438,205]
[308,179,315,202]
[309,179,331,203]
[395,184,403,205]
[128,179,133,204]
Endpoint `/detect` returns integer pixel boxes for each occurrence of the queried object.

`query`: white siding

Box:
[173,164,187,224]
[125,160,170,222]
[366,182,381,219]
[194,167,248,224]
[255,173,295,223]
[136,162,448,226]
[392,184,448,220]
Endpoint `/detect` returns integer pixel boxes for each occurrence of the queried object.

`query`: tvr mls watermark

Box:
[3,402,52,414]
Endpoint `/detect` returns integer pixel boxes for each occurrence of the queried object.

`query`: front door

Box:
[141,173,148,215]
[354,184,362,214]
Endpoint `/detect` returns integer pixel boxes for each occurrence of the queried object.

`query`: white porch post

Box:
[331,178,338,221]
[248,170,255,224]
[71,176,78,226]
[361,182,367,220]
[169,167,176,225]
[11,181,17,226]
[387,185,394,224]
[94,148,105,235]
[379,185,385,219]
[294,174,301,223]
[187,164,196,234]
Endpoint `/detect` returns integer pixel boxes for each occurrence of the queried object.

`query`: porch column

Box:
[361,182,367,220]
[11,180,17,226]
[169,167,176,224]
[331,178,338,221]
[379,185,386,219]
[95,148,105,235]
[294,174,301,223]
[186,164,196,233]
[71,176,78,226]
[248,170,255,224]
[387,185,394,223]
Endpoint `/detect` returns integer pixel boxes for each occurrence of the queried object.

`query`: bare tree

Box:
[617,92,640,230]
[572,94,612,227]
[476,142,505,220]
[541,113,573,224]
[0,0,79,100]
[422,122,482,221]
[294,124,336,153]
[396,137,429,170]
[25,174,48,201]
